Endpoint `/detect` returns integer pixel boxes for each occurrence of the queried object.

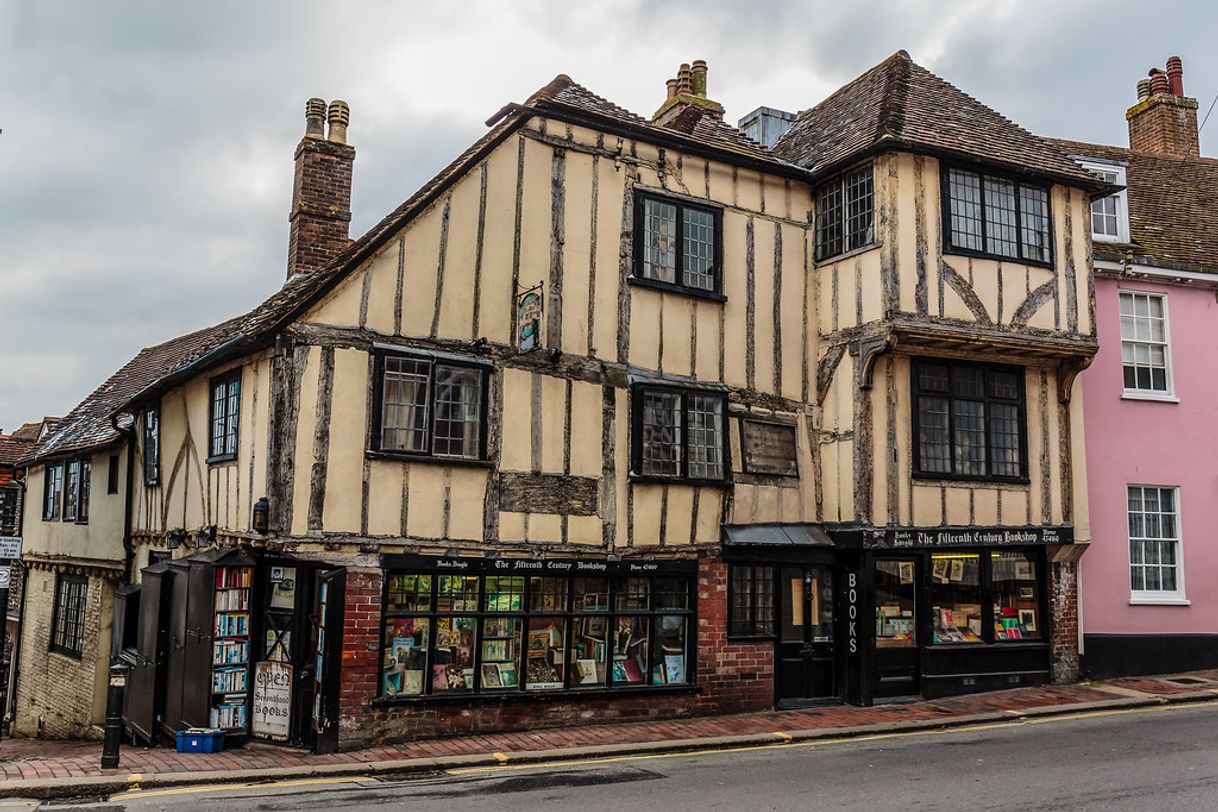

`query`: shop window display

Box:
[381,569,692,698]
[929,554,982,643]
[991,551,1039,640]
[875,561,916,648]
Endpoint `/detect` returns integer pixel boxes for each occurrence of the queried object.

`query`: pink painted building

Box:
[1053,56,1218,676]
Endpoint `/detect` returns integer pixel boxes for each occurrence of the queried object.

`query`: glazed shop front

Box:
[724,524,1075,707]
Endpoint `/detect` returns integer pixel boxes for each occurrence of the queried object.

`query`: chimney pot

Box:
[691,59,708,98]
[1150,71,1170,96]
[677,63,693,96]
[327,100,350,144]
[1166,55,1184,96]
[666,78,678,100]
[1136,78,1152,100]
[305,97,326,138]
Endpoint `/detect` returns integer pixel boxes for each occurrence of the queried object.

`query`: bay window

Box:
[944,166,1052,264]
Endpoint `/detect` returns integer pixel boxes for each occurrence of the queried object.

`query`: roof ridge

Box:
[1049,136,1218,166]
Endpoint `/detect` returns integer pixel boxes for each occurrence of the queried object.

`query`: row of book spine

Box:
[213,640,248,665]
[212,667,247,694]
[214,589,249,611]
[210,703,247,730]
[214,612,249,637]
[215,567,252,589]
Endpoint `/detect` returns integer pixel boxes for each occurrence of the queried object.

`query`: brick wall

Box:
[334,556,774,750]
[1048,560,1079,684]
[287,137,354,278]
[12,568,113,739]
[1127,96,1200,158]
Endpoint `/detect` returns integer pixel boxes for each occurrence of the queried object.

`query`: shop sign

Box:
[0,566,10,589]
[845,570,859,655]
[384,553,697,576]
[0,536,21,559]
[740,420,799,477]
[516,283,543,351]
[252,661,293,741]
[875,526,1072,549]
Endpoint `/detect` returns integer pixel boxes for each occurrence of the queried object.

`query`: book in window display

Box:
[525,620,565,689]
[382,616,429,697]
[210,565,253,731]
[432,616,475,692]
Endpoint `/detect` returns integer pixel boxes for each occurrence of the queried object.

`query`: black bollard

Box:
[100,661,130,769]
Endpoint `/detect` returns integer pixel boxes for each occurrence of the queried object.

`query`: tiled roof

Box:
[1050,138,1218,274]
[0,434,35,468]
[773,50,1107,192]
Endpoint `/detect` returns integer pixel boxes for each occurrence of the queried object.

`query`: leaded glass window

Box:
[634,385,727,482]
[375,353,487,461]
[914,359,1026,480]
[634,193,722,296]
[815,162,874,261]
[945,166,1052,264]
[209,371,241,461]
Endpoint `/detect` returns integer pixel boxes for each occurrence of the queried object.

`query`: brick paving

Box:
[0,672,1214,784]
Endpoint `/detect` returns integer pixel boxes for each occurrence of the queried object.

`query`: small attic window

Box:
[1081,162,1129,243]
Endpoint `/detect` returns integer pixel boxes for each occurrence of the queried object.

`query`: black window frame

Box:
[379,568,696,699]
[0,486,20,536]
[369,350,491,464]
[925,546,1049,648]
[77,457,90,524]
[207,370,241,464]
[62,459,81,522]
[911,357,1029,483]
[144,405,161,485]
[941,164,1054,267]
[106,454,120,495]
[50,572,88,658]
[630,383,730,486]
[728,564,776,639]
[43,462,63,521]
[814,161,876,262]
[631,190,725,301]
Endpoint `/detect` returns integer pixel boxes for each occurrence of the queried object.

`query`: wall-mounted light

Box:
[195,525,217,546]
[252,497,270,535]
[165,529,185,550]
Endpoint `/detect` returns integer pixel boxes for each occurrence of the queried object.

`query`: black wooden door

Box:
[311,568,345,754]
[161,562,191,734]
[776,565,837,704]
[125,570,170,744]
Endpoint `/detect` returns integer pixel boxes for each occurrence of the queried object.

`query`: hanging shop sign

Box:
[252,661,293,741]
[872,526,1073,549]
[516,282,544,351]
[382,553,698,576]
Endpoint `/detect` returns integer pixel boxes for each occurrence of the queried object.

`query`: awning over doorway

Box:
[722,523,834,548]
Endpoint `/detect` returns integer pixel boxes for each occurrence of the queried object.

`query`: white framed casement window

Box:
[1127,485,1187,604]
[1081,161,1129,243]
[1118,290,1175,400]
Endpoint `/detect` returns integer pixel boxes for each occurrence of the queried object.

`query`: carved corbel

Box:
[1057,356,1094,404]
[853,334,895,391]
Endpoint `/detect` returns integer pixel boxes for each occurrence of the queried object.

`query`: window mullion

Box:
[680,392,689,480]
[978,173,989,255]
[1013,182,1025,262]
[425,361,437,457]
[675,203,685,290]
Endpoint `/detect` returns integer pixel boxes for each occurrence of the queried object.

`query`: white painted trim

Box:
[1121,392,1179,404]
[1080,161,1129,244]
[1126,483,1187,603]
[1094,259,1218,286]
[1129,595,1191,606]
[1117,290,1176,401]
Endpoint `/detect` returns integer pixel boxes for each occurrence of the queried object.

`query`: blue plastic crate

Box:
[175,728,226,753]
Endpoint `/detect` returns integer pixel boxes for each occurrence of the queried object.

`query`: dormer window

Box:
[1081,162,1129,243]
[943,166,1052,265]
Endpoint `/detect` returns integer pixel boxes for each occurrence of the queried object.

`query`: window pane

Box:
[386,573,432,613]
[572,577,609,612]
[615,577,649,611]
[641,390,682,476]
[652,615,687,684]
[952,400,986,476]
[875,561,917,648]
[570,616,609,687]
[432,365,482,459]
[432,617,475,692]
[1128,485,1181,595]
[992,551,1039,641]
[643,199,678,283]
[225,378,240,456]
[63,461,80,520]
[754,569,775,636]
[653,577,688,610]
[815,180,844,259]
[436,575,479,612]
[382,616,429,696]
[528,576,567,612]
[686,394,724,480]
[1019,185,1051,263]
[983,177,1018,258]
[929,554,982,643]
[479,616,522,691]
[730,566,755,636]
[611,616,649,684]
[917,363,950,393]
[683,207,716,291]
[484,576,524,612]
[917,396,951,474]
[525,618,565,690]
[948,169,983,251]
[951,366,985,399]
[382,357,430,453]
[989,402,1021,478]
[844,164,874,251]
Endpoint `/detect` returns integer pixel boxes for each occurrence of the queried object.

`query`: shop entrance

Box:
[873,558,920,698]
[776,565,837,704]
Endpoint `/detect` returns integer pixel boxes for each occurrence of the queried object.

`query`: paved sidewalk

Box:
[1,670,1215,800]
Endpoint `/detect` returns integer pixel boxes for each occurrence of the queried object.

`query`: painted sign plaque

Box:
[740,420,798,476]
[0,537,22,559]
[517,285,543,351]
[875,526,1073,549]
[252,661,293,741]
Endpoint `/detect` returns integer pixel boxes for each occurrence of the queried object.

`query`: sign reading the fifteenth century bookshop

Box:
[873,526,1073,549]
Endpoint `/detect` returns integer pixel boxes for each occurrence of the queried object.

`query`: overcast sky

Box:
[2,0,1215,431]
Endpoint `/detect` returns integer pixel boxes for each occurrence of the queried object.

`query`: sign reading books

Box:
[252,661,293,741]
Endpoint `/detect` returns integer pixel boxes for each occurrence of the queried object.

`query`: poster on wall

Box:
[252,661,293,741]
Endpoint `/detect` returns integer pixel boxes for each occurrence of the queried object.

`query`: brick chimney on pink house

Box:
[287,98,355,279]
[1126,56,1201,158]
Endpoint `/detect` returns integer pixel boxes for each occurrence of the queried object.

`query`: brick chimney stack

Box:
[1127,56,1200,159]
[287,97,355,280]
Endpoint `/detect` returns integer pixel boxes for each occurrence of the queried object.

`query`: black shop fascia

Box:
[722,523,1076,708]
